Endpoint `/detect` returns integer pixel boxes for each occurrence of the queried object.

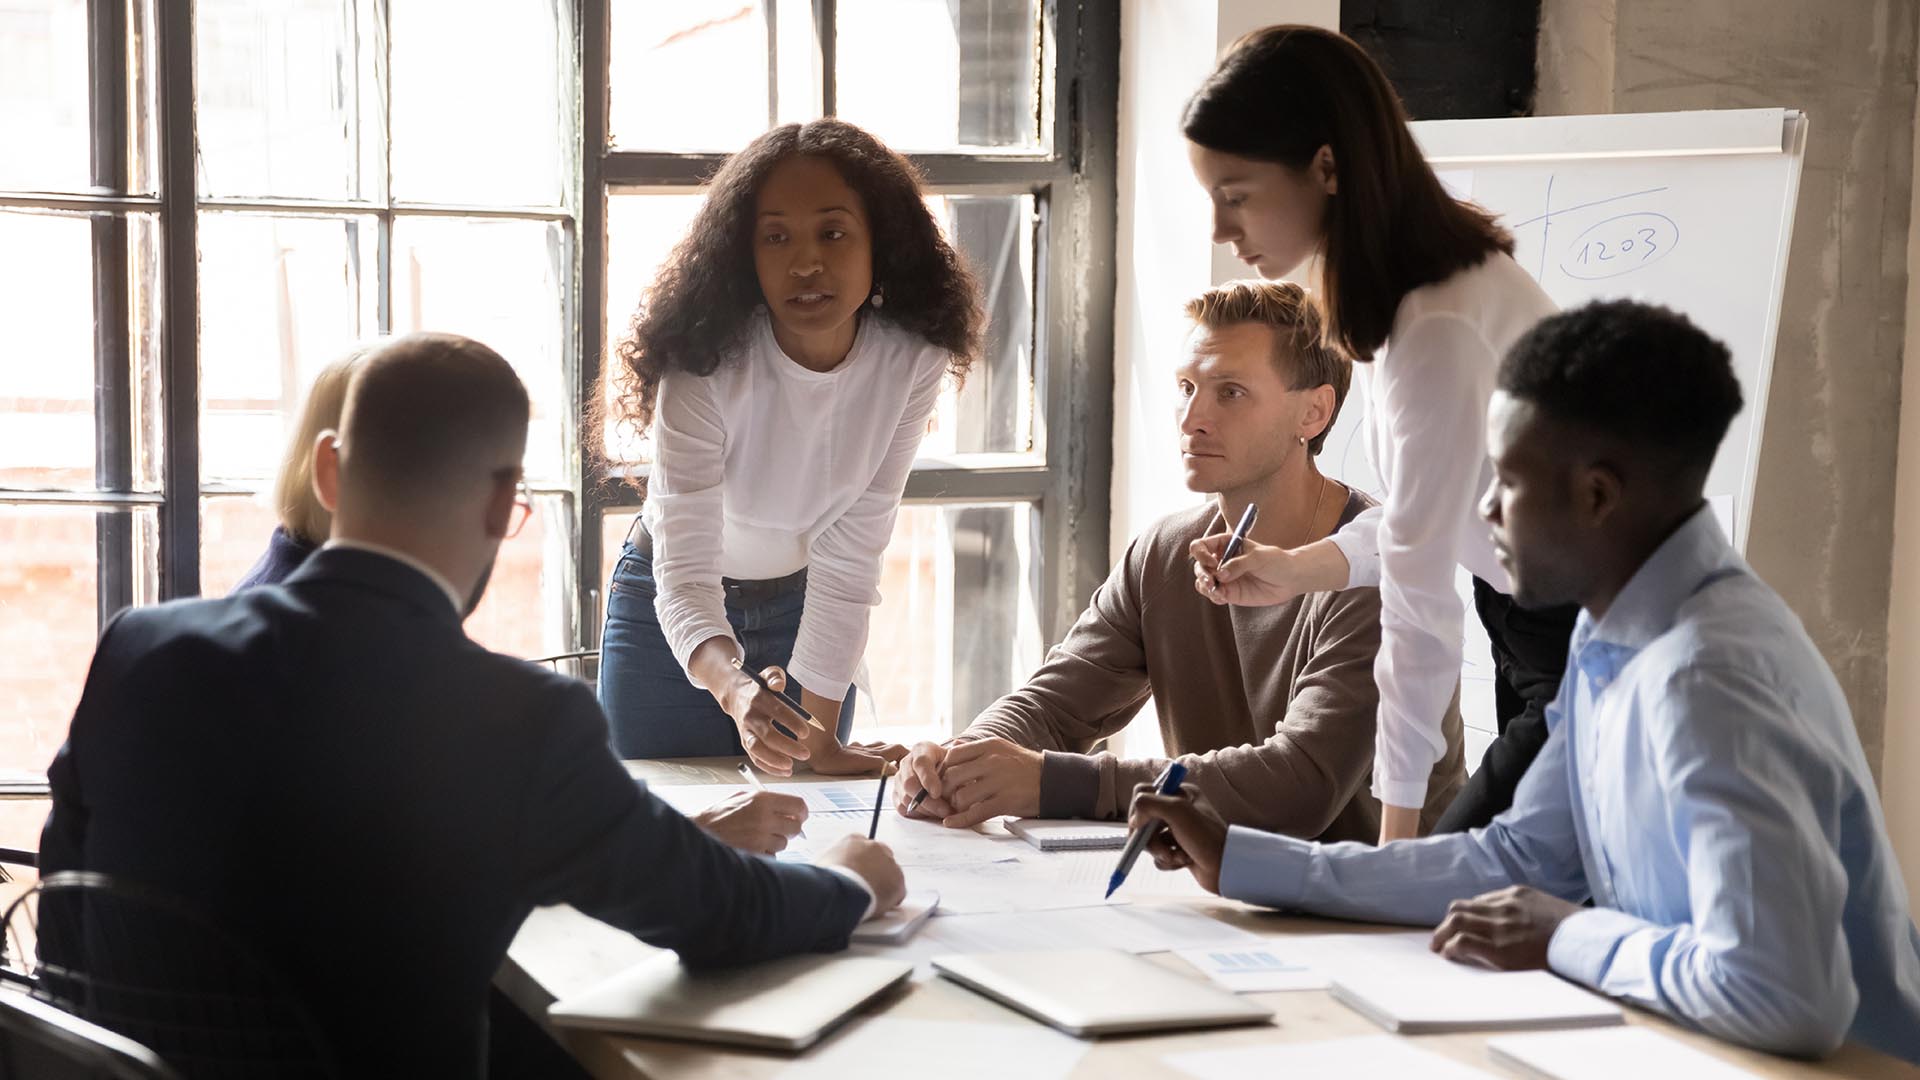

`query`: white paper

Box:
[1489,1028,1763,1080]
[916,904,1257,957]
[1174,946,1329,992]
[778,1017,1088,1079]
[1263,930,1502,981]
[822,813,1028,868]
[1166,1034,1499,1080]
[644,779,883,817]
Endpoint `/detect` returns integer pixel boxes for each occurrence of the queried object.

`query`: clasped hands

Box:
[893,737,1046,828]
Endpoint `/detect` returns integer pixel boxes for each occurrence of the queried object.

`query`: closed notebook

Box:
[1006,818,1131,852]
[1330,970,1623,1034]
[1488,1028,1762,1079]
[932,949,1271,1037]
[851,891,939,945]
[547,952,911,1052]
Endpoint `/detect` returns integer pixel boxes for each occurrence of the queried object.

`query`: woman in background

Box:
[599,119,983,776]
[1183,26,1578,840]
[231,346,369,592]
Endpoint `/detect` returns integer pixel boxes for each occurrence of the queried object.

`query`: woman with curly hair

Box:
[600,119,983,779]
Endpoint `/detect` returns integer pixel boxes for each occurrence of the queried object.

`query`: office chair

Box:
[4,872,339,1079]
[0,991,178,1080]
[528,649,600,683]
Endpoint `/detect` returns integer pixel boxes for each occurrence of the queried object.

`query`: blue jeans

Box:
[597,541,856,759]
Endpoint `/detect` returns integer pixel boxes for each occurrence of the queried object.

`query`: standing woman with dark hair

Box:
[600,119,983,777]
[1182,26,1578,841]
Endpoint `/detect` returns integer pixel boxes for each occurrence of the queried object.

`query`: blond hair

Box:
[1184,280,1352,454]
[273,346,371,544]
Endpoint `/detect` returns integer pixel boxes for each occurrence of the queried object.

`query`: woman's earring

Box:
[869,285,885,308]
[1298,435,1306,446]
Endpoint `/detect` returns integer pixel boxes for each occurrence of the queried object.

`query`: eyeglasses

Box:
[507,480,534,539]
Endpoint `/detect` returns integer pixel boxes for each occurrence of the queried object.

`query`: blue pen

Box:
[1106,760,1190,898]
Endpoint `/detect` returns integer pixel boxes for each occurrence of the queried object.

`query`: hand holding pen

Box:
[1121,770,1229,896]
[722,657,825,776]
[1188,502,1319,608]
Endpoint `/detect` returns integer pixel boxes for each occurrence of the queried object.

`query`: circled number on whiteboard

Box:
[1561,212,1679,280]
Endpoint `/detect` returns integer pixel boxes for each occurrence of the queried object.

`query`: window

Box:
[0,0,1116,780]
[593,1,1115,743]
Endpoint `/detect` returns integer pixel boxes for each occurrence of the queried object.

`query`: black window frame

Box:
[0,0,1117,753]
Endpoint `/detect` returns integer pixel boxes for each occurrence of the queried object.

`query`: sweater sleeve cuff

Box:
[1038,752,1101,819]
[1218,824,1315,910]
[1547,906,1643,988]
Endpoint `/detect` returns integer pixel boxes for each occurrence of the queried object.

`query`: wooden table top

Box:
[497,757,1918,1079]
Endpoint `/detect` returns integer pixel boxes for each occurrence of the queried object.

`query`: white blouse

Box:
[642,310,950,699]
[1327,252,1557,810]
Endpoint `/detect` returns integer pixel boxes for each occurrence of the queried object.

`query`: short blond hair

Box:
[273,346,371,544]
[1184,280,1351,454]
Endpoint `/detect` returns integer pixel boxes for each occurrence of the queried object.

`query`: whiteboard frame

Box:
[1406,108,1809,553]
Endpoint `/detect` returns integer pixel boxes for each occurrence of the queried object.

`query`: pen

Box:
[907,788,928,815]
[1105,760,1189,898]
[1212,503,1259,587]
[729,657,827,733]
[868,764,893,840]
[737,762,805,839]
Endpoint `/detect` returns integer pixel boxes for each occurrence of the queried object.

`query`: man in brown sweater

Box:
[896,281,1466,843]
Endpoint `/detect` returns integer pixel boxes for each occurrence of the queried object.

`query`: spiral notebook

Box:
[1006,818,1131,851]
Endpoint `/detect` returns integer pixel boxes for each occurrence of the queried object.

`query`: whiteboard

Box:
[1316,108,1807,742]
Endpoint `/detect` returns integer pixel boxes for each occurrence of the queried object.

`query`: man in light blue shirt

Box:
[1130,299,1920,1065]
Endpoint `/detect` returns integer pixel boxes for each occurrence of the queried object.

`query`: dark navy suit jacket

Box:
[41,547,868,1076]
[230,526,319,592]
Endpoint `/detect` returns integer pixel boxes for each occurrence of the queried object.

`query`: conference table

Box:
[498,757,1917,1079]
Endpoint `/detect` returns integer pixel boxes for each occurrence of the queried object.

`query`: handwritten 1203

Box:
[1560,211,1679,281]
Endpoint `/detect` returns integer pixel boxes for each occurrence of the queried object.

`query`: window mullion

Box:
[579,0,611,651]
[89,0,135,620]
[156,0,200,600]
[813,0,836,116]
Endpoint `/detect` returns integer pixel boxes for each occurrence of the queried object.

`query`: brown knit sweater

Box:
[963,492,1467,843]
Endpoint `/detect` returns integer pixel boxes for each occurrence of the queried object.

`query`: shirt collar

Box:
[322,539,467,615]
[1581,502,1740,654]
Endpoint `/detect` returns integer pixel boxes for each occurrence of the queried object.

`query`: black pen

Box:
[868,765,893,840]
[1211,503,1259,589]
[730,657,827,732]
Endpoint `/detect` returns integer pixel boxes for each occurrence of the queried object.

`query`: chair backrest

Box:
[4,872,338,1080]
[0,991,179,1080]
[528,649,600,684]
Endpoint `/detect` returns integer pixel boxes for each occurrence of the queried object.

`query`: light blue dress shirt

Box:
[1219,507,1920,1064]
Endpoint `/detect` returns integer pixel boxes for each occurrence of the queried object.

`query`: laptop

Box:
[548,952,911,1052]
[932,949,1273,1037]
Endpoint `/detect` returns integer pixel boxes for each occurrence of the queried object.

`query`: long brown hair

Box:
[1182,25,1512,359]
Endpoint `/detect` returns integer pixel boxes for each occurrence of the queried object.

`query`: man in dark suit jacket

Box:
[40,333,905,1076]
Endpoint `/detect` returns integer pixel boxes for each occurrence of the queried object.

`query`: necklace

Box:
[1296,474,1334,549]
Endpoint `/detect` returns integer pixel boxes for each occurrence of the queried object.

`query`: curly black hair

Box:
[1499,299,1743,475]
[605,119,984,450]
